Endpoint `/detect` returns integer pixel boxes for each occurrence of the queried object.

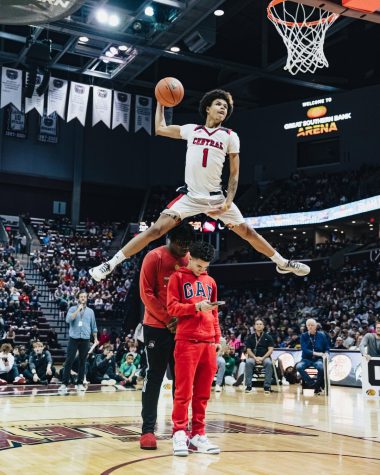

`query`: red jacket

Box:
[140,246,189,328]
[167,267,221,343]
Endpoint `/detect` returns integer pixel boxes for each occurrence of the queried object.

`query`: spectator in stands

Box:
[28,325,40,341]
[360,321,380,359]
[14,345,29,376]
[0,343,25,384]
[244,319,275,394]
[25,341,56,385]
[334,337,345,350]
[99,328,110,346]
[20,235,27,255]
[90,343,123,385]
[5,326,16,344]
[215,341,227,393]
[59,291,98,394]
[119,353,137,388]
[46,329,59,349]
[296,319,330,395]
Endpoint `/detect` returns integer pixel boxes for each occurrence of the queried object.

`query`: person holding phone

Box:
[167,241,222,457]
[59,291,99,394]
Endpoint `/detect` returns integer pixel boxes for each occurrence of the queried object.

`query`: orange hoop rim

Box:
[267,0,338,27]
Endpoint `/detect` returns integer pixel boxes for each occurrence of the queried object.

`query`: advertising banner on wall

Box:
[362,357,380,399]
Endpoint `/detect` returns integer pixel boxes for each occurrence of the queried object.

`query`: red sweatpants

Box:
[172,340,217,435]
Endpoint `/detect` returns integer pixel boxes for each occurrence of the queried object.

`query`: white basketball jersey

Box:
[180,124,240,199]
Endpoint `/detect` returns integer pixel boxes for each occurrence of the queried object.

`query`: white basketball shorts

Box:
[161,193,245,227]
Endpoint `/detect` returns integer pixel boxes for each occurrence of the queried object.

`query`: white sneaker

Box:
[101,379,116,386]
[58,384,67,394]
[89,261,113,282]
[276,260,310,277]
[76,384,86,391]
[189,434,220,454]
[214,385,222,393]
[173,430,189,457]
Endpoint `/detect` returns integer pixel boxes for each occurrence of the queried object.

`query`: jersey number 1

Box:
[202,148,208,168]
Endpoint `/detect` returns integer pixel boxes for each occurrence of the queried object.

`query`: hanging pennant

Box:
[38,112,59,144]
[67,81,90,126]
[47,77,68,119]
[112,91,131,131]
[0,67,22,111]
[92,86,112,128]
[4,104,27,139]
[25,73,44,116]
[135,95,152,135]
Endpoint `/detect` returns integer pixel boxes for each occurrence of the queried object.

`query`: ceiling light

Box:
[352,220,356,224]
[118,45,128,51]
[334,229,338,232]
[214,9,224,16]
[340,231,344,234]
[279,233,283,236]
[293,227,297,231]
[270,230,274,233]
[324,225,328,228]
[96,9,108,24]
[132,20,143,32]
[145,6,154,17]
[79,36,89,43]
[109,46,118,55]
[109,14,120,27]
[105,51,114,57]
[170,46,180,53]
[293,236,297,239]
[302,231,306,234]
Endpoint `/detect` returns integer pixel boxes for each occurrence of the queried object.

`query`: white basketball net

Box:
[267,0,339,75]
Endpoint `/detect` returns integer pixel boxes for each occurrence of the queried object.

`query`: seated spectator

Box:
[89,343,123,385]
[224,347,238,385]
[244,319,275,394]
[99,328,110,347]
[5,326,16,344]
[118,353,137,388]
[46,329,59,349]
[215,340,227,393]
[25,342,56,384]
[0,343,25,384]
[296,319,330,395]
[360,321,380,360]
[334,337,345,349]
[14,345,29,376]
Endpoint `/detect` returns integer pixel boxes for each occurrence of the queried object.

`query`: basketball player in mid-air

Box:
[90,89,310,282]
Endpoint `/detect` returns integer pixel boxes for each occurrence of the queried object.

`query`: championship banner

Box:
[0,67,22,111]
[4,104,27,139]
[112,91,131,131]
[25,73,44,116]
[92,86,112,128]
[362,356,380,399]
[135,95,152,135]
[47,77,68,119]
[67,81,90,126]
[38,112,59,144]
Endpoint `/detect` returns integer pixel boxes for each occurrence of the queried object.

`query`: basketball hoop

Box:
[267,0,339,75]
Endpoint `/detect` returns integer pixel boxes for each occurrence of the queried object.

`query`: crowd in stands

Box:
[30,219,139,320]
[241,165,380,217]
[217,260,380,358]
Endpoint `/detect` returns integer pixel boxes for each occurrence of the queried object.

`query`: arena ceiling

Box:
[0,0,380,111]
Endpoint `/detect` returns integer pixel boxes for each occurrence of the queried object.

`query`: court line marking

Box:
[208,410,380,444]
[100,450,380,475]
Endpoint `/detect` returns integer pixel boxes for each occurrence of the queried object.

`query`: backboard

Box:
[290,0,380,23]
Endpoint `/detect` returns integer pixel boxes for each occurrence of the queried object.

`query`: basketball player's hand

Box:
[196,300,214,312]
[207,200,230,218]
[46,368,52,376]
[33,373,39,383]
[166,318,177,334]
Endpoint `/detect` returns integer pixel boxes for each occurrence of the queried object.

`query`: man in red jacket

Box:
[167,241,221,457]
[139,223,194,450]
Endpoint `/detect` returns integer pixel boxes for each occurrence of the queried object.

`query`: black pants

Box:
[62,338,89,385]
[141,325,175,434]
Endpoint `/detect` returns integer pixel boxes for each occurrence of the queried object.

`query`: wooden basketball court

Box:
[0,384,379,474]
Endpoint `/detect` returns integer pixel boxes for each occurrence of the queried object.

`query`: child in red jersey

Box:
[167,241,222,457]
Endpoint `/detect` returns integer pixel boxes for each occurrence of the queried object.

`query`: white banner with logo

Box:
[112,91,131,131]
[92,86,112,128]
[38,112,59,144]
[135,95,152,135]
[0,67,22,111]
[362,356,380,399]
[47,77,68,119]
[67,81,90,126]
[25,73,44,116]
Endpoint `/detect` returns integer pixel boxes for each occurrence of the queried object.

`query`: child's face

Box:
[126,356,134,364]
[35,345,44,354]
[188,257,209,277]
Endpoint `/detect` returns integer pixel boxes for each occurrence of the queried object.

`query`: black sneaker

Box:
[264,387,272,394]
[233,374,244,387]
[245,386,252,393]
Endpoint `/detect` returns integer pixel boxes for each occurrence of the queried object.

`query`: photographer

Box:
[59,291,98,393]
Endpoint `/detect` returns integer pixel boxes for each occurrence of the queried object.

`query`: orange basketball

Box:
[155,77,184,107]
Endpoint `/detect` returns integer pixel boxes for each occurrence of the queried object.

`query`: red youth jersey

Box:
[167,267,221,343]
[140,246,189,328]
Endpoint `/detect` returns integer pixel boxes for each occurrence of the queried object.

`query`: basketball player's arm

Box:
[225,153,240,208]
[211,283,221,346]
[155,103,181,139]
[140,253,168,323]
